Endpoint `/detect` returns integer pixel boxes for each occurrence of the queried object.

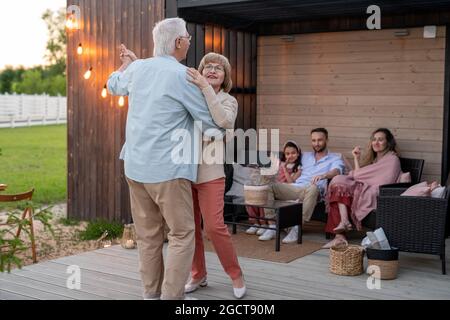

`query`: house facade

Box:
[67,0,450,221]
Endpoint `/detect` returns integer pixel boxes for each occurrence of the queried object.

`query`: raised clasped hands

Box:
[119,44,138,64]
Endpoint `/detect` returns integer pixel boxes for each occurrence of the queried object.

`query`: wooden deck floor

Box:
[1,236,450,300]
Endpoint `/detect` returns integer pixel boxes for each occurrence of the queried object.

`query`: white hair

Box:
[152,17,187,57]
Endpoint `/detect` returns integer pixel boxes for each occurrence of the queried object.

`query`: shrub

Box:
[79,220,124,241]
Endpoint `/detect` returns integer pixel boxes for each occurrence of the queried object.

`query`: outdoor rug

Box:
[203,224,325,263]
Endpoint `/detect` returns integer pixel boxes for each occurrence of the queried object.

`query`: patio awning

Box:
[177,0,450,29]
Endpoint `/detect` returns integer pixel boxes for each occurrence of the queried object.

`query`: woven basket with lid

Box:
[329,242,364,276]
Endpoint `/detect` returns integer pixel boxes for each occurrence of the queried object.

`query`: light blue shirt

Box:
[294,151,345,194]
[107,55,223,184]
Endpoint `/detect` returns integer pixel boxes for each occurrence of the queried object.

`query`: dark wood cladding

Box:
[258,10,450,36]
[184,23,257,131]
[67,0,164,222]
[67,0,256,222]
[178,0,450,34]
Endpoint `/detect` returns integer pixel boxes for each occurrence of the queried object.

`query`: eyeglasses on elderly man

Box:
[179,35,192,41]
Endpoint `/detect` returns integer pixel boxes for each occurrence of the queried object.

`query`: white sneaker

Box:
[245,224,260,235]
[256,227,267,236]
[184,296,198,300]
[282,226,298,244]
[258,228,276,241]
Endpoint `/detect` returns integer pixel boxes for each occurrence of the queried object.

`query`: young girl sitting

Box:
[245,141,302,235]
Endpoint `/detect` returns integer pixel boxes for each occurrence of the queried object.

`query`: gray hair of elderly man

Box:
[152,17,187,57]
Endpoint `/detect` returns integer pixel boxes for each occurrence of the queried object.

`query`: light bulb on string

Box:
[84,67,93,80]
[66,12,79,30]
[65,17,74,29]
[77,43,83,55]
[101,85,108,98]
[118,96,125,107]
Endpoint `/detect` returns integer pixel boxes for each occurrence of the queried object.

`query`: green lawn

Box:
[0,125,67,208]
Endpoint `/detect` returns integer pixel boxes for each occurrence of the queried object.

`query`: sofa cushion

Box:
[225,163,258,197]
[431,186,446,198]
[396,172,412,183]
[400,182,431,197]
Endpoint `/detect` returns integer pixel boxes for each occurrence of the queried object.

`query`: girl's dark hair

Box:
[281,141,302,173]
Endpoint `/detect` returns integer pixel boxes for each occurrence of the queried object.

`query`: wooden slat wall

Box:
[185,23,257,131]
[257,27,446,182]
[67,0,164,222]
[67,0,257,222]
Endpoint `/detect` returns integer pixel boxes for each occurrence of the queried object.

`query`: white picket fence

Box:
[0,93,67,128]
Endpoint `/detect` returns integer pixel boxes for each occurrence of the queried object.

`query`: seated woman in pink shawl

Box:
[322,128,401,248]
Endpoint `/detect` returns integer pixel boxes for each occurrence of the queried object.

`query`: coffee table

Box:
[224,196,303,251]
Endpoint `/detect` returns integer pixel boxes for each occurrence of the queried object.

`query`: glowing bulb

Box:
[66,12,79,30]
[118,96,125,107]
[84,67,93,80]
[77,43,83,55]
[101,85,108,98]
[66,18,74,29]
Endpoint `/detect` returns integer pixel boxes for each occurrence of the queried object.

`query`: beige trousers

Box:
[264,183,320,222]
[126,177,195,300]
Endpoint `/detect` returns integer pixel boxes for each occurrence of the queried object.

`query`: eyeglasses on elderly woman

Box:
[204,64,225,72]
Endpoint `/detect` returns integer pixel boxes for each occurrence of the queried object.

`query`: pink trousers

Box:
[246,206,266,224]
[191,178,242,281]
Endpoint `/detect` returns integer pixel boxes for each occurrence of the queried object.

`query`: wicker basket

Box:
[244,185,269,205]
[329,242,364,276]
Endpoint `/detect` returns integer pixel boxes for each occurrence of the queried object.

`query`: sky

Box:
[0,0,66,70]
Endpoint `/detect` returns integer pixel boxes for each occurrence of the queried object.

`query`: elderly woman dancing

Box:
[121,46,246,298]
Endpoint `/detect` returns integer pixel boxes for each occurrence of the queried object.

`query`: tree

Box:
[14,69,46,95]
[0,66,25,94]
[0,7,67,96]
[13,67,66,96]
[42,8,67,74]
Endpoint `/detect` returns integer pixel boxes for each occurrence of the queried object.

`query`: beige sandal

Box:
[333,222,353,233]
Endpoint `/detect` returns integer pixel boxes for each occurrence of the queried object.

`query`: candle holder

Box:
[121,224,137,249]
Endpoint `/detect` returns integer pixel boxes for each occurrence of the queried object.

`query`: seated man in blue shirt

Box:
[260,128,345,243]
[107,18,223,300]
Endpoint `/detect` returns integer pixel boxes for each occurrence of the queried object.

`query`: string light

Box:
[84,67,93,80]
[71,13,127,110]
[77,43,83,55]
[66,17,74,29]
[101,85,108,98]
[66,11,79,30]
[118,96,125,107]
